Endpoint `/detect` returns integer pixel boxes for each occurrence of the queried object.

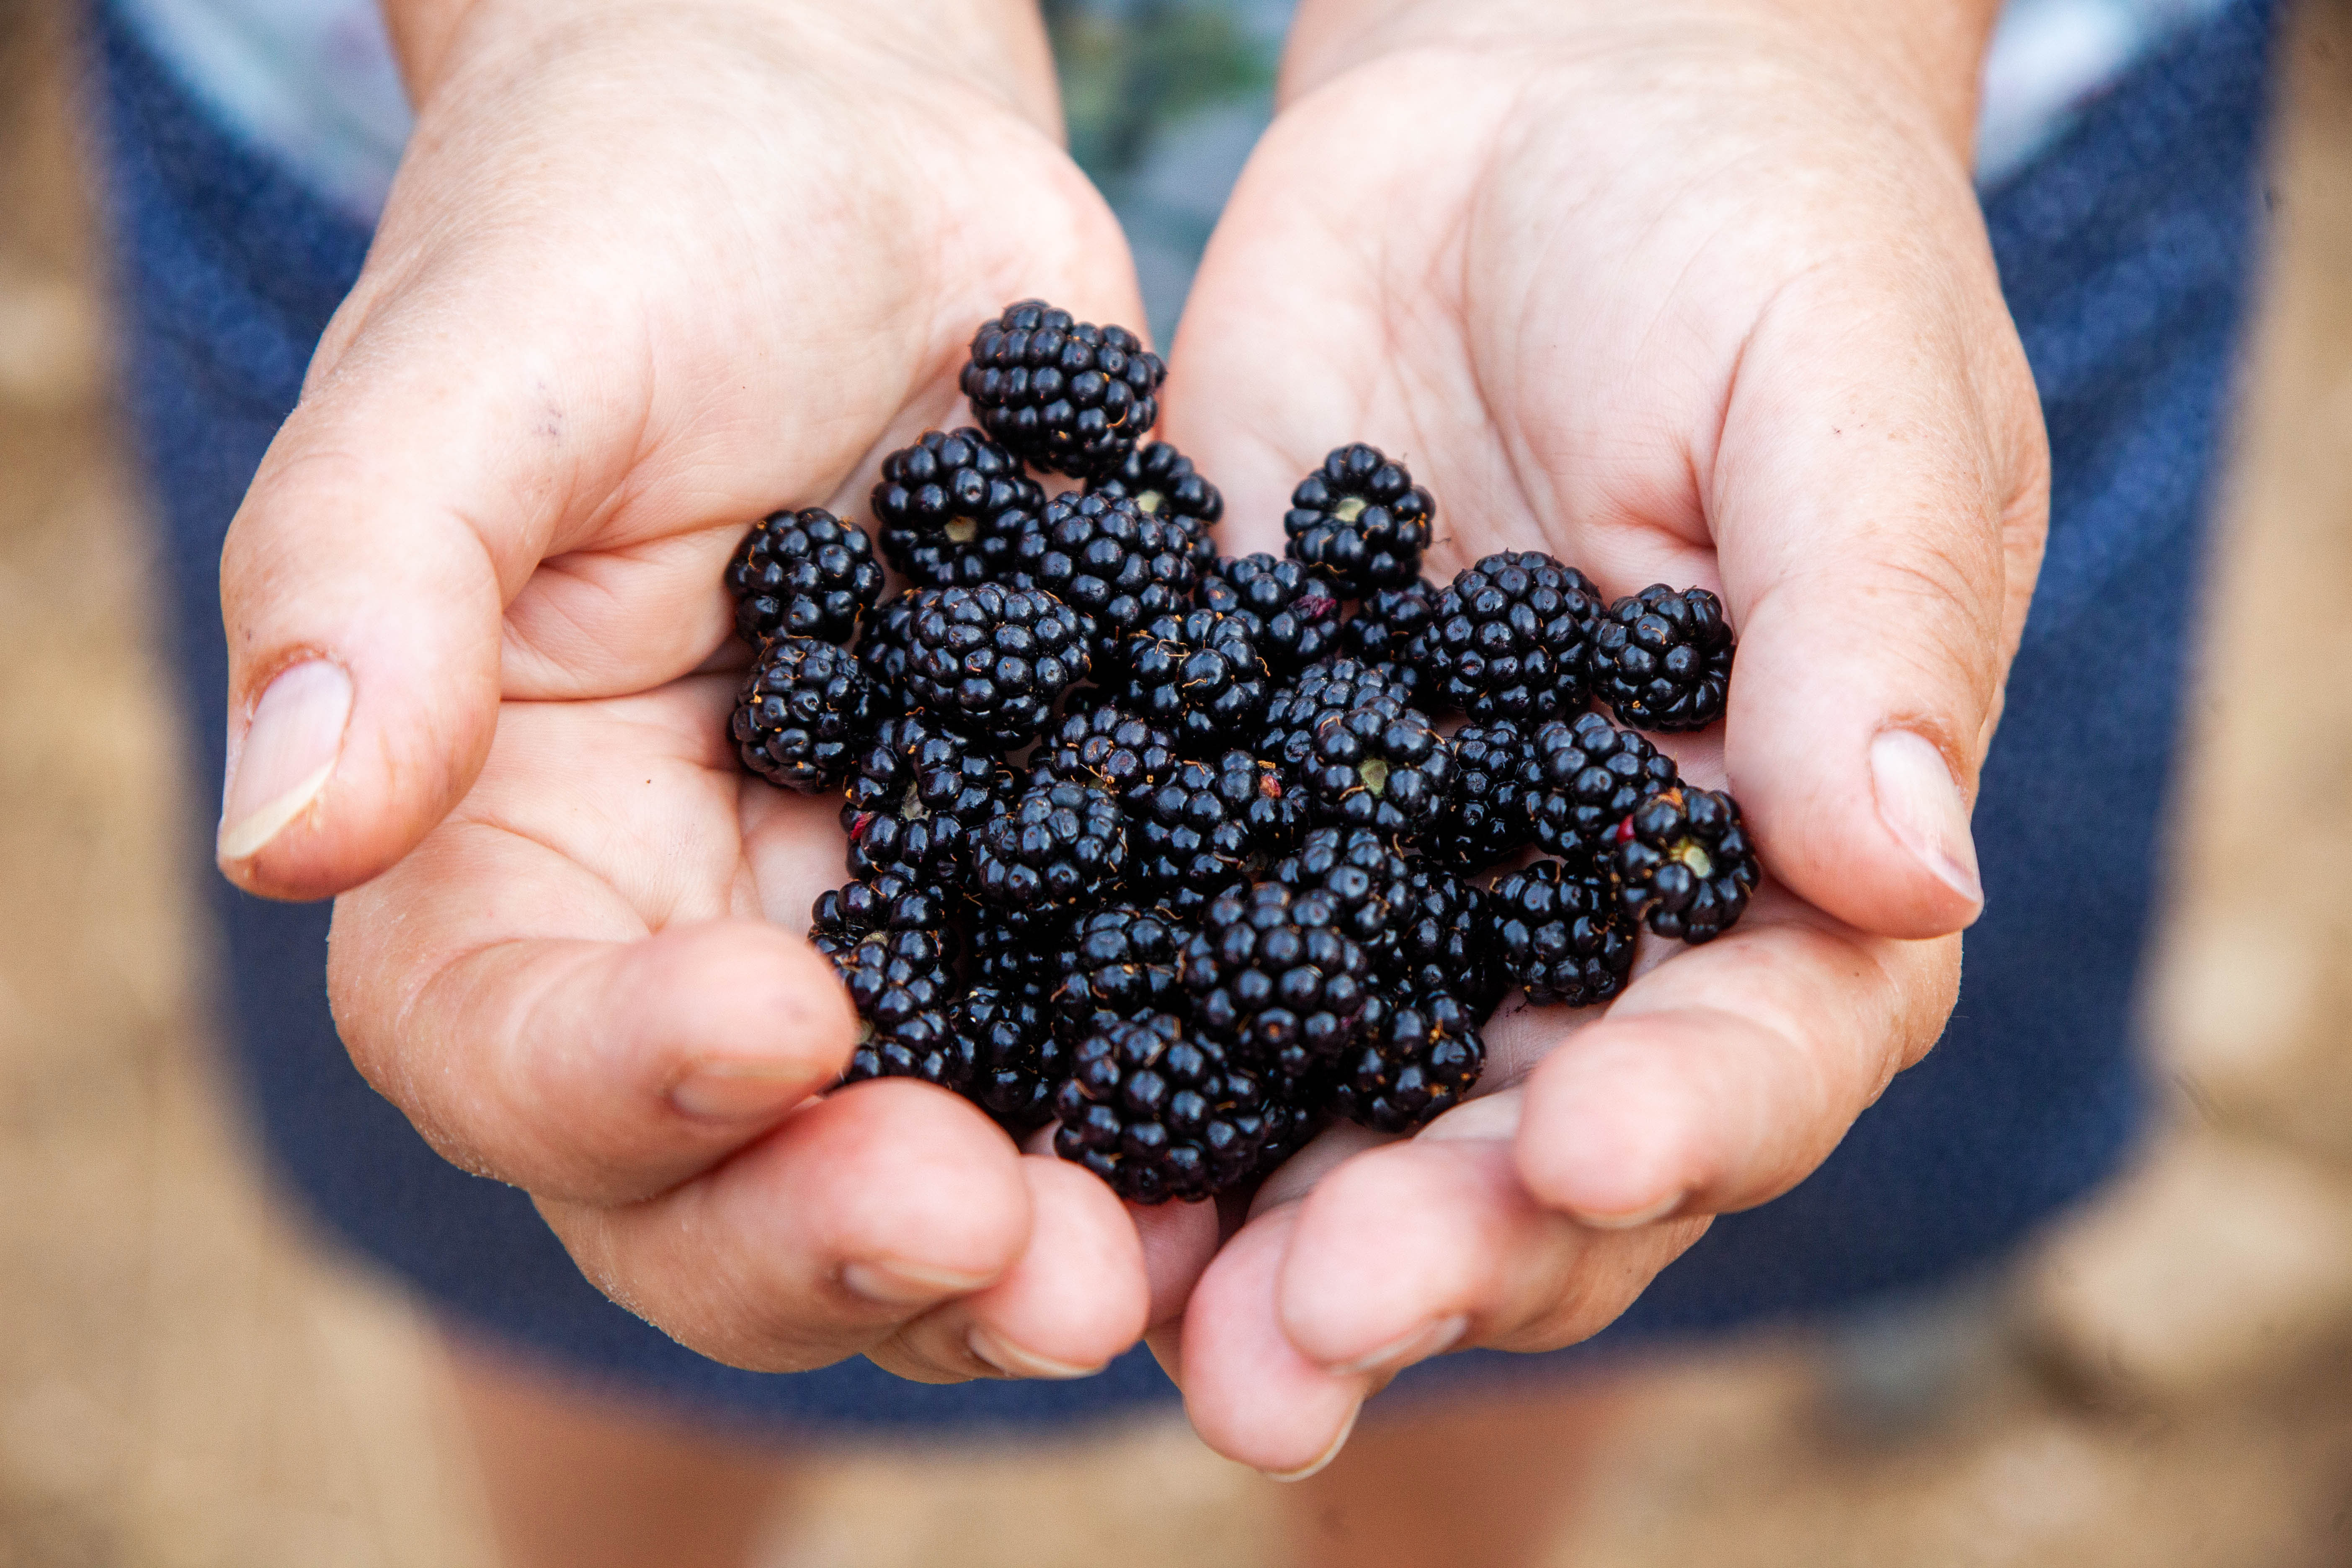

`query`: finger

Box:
[541,1078,1032,1373]
[1713,268,2048,940]
[1515,895,1961,1227]
[869,1157,1150,1382]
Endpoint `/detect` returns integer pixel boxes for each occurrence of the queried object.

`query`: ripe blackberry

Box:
[1523,712,1681,867]
[1333,991,1485,1133]
[973,779,1127,911]
[1032,702,1179,798]
[1423,719,1535,870]
[841,715,1016,884]
[968,907,1068,996]
[1259,659,1411,783]
[856,591,918,697]
[1491,859,1635,1007]
[810,869,957,948]
[1300,703,1455,836]
[1126,750,1301,916]
[1182,882,1379,1082]
[825,928,964,1087]
[1392,864,1504,1014]
[952,985,1066,1135]
[1283,443,1434,594]
[906,584,1090,748]
[1336,580,1439,695]
[871,428,1045,587]
[1268,826,1411,969]
[1593,585,1735,732]
[1011,490,1195,659]
[730,636,877,793]
[725,508,885,646]
[962,299,1167,478]
[1615,786,1761,943]
[1090,440,1223,572]
[1198,554,1341,677]
[1117,608,1269,754]
[1251,1092,1326,1174]
[1419,551,1604,721]
[1054,1014,1271,1204]
[1052,905,1191,1042]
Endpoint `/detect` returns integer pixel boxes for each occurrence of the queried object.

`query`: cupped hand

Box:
[1157,0,2048,1470]
[220,0,1170,1381]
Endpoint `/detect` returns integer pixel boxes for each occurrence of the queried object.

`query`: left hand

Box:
[1152,0,2045,1473]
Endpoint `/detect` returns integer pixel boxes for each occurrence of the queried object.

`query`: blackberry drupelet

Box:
[1198,554,1341,677]
[1052,905,1191,1042]
[1491,859,1635,1007]
[1419,551,1604,722]
[871,428,1044,587]
[1010,490,1195,658]
[1126,750,1300,916]
[1522,711,1681,867]
[725,508,884,646]
[1259,658,1411,783]
[1117,608,1269,754]
[841,715,1016,883]
[1053,1014,1271,1204]
[1336,580,1439,694]
[1615,786,1761,943]
[1593,585,1735,732]
[952,985,1066,1135]
[1423,718,1535,870]
[973,779,1127,911]
[825,928,964,1087]
[1283,443,1434,594]
[1332,991,1485,1133]
[1299,702,1455,836]
[1392,864,1504,1014]
[1090,440,1223,572]
[730,636,877,793]
[1268,825,1411,969]
[905,584,1089,748]
[1032,702,1179,798]
[962,299,1167,478]
[1182,882,1379,1082]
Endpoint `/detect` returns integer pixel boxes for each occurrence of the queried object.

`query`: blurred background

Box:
[7,0,2352,1562]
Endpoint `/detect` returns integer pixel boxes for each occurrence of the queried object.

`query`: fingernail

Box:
[1262,1404,1361,1483]
[1327,1314,1468,1377]
[218,660,352,863]
[966,1326,1102,1380]
[670,1061,810,1121]
[1572,1190,1685,1231]
[1869,728,1983,907]
[839,1259,992,1308]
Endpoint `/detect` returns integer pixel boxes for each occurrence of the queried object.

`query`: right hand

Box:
[214,0,1186,1382]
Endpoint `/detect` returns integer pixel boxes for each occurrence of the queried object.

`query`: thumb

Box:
[1714,281,2048,940]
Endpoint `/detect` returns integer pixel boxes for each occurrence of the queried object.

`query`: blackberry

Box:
[1032,703,1179,797]
[906,584,1089,748]
[1615,786,1761,944]
[1593,585,1735,732]
[1199,554,1341,677]
[810,869,956,947]
[1182,882,1379,1082]
[1090,440,1223,572]
[1011,490,1195,659]
[1052,906,1191,1042]
[952,985,1066,1135]
[1392,864,1504,1014]
[871,428,1045,587]
[1333,991,1485,1133]
[973,779,1127,911]
[1259,659,1411,783]
[1300,703,1455,836]
[1423,719,1535,870]
[962,299,1166,478]
[1283,443,1433,594]
[841,715,1016,883]
[1268,826,1411,969]
[730,636,877,793]
[1491,859,1635,1007]
[1523,712,1680,867]
[725,508,885,647]
[1252,1093,1326,1174]
[968,907,1068,995]
[1117,608,1269,754]
[856,591,918,698]
[825,928,963,1087]
[1126,750,1301,916]
[1419,551,1604,721]
[1336,580,1439,695]
[1054,1014,1271,1204]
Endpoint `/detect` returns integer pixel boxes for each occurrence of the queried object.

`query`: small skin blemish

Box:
[946,516,978,544]
[1333,495,1367,523]
[1359,758,1390,795]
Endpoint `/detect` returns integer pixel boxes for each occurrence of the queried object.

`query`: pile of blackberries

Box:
[725,299,1760,1205]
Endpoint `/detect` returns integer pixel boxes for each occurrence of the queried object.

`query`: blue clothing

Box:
[93,0,2279,1430]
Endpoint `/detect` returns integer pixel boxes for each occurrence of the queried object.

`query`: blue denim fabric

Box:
[91,0,2278,1430]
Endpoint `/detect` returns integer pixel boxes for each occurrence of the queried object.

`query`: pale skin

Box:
[209,0,2040,1556]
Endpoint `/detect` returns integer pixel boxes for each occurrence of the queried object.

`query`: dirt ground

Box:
[5,2,2352,1565]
